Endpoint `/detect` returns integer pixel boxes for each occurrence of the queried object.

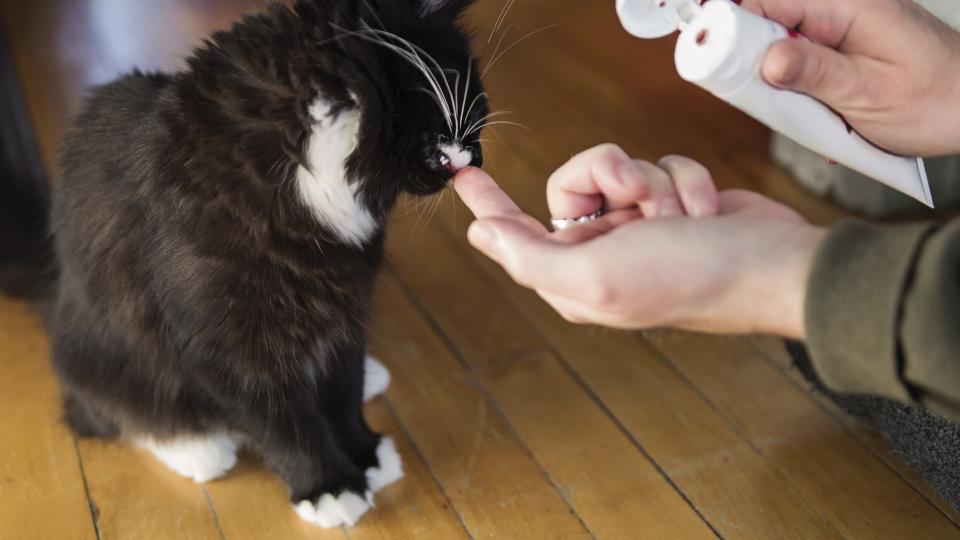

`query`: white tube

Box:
[673,0,932,206]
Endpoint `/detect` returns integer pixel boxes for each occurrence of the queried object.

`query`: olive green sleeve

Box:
[805,219,960,423]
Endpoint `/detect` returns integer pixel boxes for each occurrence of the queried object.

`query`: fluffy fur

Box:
[16,0,486,528]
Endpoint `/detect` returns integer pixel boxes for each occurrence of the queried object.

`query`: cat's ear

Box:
[416,0,474,19]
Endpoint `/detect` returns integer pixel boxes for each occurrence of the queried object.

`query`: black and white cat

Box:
[41,0,486,528]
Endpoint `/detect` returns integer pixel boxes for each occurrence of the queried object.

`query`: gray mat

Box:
[785,341,960,511]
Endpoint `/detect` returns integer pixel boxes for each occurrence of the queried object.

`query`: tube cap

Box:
[616,0,703,38]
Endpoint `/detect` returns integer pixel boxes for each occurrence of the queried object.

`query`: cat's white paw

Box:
[135,432,239,483]
[295,491,373,528]
[366,436,404,493]
[363,355,391,402]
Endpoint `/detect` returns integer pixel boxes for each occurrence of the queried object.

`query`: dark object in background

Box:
[0,34,55,299]
[786,340,960,512]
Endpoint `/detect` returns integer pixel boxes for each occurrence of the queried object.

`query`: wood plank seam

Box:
[389,270,735,538]
[746,339,960,530]
[387,270,549,369]
[377,397,479,540]
[202,488,229,540]
[638,336,850,539]
[748,336,960,528]
[468,366,599,540]
[425,214,854,537]
[388,275,599,539]
[71,425,103,540]
[388,274,476,372]
[540,347,726,540]
[421,222,826,537]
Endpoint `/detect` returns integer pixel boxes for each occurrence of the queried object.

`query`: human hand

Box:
[454,146,827,338]
[741,0,960,156]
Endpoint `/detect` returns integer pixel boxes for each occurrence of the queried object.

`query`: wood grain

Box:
[203,457,347,540]
[370,274,591,540]
[347,400,471,540]
[76,438,224,540]
[396,200,848,537]
[477,350,716,540]
[0,297,95,540]
[387,215,718,538]
[646,330,960,538]
[414,231,844,538]
[750,335,960,528]
[1,0,957,537]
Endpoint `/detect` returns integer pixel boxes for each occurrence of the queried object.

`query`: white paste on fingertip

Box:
[439,143,472,171]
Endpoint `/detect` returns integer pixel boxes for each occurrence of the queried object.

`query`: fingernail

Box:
[468,222,498,255]
[658,200,683,218]
[617,163,649,197]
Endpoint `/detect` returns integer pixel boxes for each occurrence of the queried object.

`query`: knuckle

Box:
[595,143,628,162]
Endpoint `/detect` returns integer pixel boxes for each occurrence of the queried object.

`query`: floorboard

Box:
[1,0,957,538]
[0,298,95,540]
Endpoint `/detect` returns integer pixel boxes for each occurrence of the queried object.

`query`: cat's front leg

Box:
[181,333,398,527]
[185,359,377,527]
[244,390,377,528]
[319,346,404,496]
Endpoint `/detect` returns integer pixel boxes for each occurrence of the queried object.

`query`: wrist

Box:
[748,223,826,338]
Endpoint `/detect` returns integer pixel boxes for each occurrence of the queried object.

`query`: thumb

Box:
[762,39,859,107]
[467,218,585,295]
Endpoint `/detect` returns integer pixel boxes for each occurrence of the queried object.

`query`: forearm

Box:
[804,219,960,423]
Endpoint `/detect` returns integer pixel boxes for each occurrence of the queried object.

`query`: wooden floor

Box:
[2,1,959,538]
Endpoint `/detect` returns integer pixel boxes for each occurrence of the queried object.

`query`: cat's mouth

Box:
[438,143,474,173]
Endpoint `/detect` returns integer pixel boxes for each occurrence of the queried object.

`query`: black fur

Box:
[6,0,486,510]
[786,341,960,511]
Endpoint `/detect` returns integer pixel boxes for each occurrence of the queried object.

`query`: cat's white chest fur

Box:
[297,99,377,246]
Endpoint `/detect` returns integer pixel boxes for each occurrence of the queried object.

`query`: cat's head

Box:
[295,0,487,207]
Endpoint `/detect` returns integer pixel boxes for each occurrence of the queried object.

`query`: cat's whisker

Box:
[487,0,518,45]
[326,28,448,117]
[481,24,558,80]
[443,68,463,138]
[415,87,451,118]
[359,0,388,32]
[425,191,444,225]
[462,92,489,135]
[489,126,524,168]
[340,27,455,132]
[462,110,517,139]
[485,22,520,78]
[352,26,459,135]
[355,28,456,107]
[464,119,531,140]
[456,60,473,140]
